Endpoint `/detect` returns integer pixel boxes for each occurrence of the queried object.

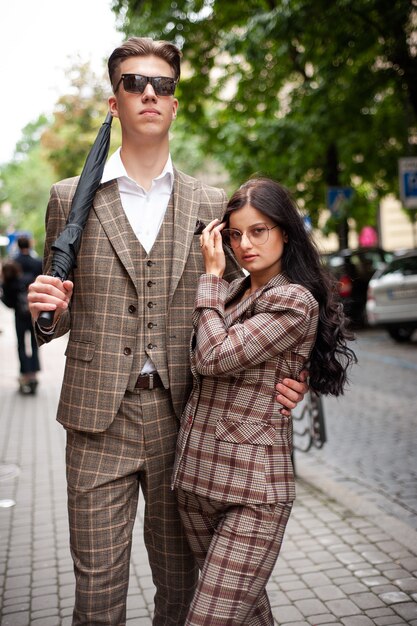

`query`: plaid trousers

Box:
[66,388,198,625]
[176,488,292,625]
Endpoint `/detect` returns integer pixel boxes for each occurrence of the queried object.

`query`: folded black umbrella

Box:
[38,112,113,328]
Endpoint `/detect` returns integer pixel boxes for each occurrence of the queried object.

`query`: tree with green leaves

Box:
[111,0,417,247]
[41,62,121,180]
[0,62,121,253]
[0,116,55,253]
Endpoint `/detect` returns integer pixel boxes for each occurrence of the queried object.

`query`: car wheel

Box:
[387,326,414,343]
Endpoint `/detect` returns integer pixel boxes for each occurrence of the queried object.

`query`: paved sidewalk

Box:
[1,304,416,626]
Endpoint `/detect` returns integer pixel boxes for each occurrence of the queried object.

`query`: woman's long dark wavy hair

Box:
[224,177,357,396]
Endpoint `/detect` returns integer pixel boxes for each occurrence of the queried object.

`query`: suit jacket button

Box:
[128,305,136,314]
[123,347,131,356]
[147,343,155,350]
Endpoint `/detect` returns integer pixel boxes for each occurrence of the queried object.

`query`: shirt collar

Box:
[101,147,174,189]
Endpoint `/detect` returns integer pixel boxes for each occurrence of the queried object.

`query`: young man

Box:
[28,37,307,625]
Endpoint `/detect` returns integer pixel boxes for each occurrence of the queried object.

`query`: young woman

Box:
[172,177,356,625]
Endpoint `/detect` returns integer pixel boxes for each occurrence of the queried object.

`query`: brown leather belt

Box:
[135,373,164,390]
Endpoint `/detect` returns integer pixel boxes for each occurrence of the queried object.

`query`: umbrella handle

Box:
[37,310,55,328]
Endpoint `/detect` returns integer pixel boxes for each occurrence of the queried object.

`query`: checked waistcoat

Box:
[126,195,174,391]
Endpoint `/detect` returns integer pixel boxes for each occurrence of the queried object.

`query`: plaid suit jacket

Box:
[172,273,319,504]
[36,168,241,432]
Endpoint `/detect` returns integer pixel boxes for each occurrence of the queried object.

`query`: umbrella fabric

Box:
[38,112,113,328]
[50,111,113,279]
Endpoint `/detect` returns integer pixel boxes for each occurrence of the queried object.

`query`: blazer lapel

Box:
[169,169,201,303]
[224,279,255,327]
[92,180,137,286]
[224,273,290,327]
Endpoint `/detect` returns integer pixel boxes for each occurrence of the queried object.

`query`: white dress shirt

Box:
[101,148,174,374]
[101,147,174,254]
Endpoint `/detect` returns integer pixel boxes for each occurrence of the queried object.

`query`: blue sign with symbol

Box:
[399,157,417,209]
[326,187,353,217]
[404,172,417,197]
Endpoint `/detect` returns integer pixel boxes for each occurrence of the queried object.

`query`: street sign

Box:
[399,157,417,209]
[303,215,312,232]
[326,187,353,217]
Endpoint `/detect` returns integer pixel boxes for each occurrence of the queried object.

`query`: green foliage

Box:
[41,62,121,180]
[112,0,417,245]
[0,62,120,254]
[0,117,55,254]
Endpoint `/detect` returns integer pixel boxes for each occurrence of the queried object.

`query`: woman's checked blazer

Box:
[172,272,319,504]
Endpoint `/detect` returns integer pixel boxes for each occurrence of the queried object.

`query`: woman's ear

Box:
[283,230,289,243]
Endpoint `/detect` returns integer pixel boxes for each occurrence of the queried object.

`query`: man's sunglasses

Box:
[114,74,178,96]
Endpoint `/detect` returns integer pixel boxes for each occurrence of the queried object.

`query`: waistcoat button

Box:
[148,322,155,329]
[146,260,154,267]
[147,343,155,350]
[123,347,131,356]
[147,302,154,308]
[147,280,155,287]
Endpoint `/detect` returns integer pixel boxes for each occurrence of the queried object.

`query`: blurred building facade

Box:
[314,196,416,253]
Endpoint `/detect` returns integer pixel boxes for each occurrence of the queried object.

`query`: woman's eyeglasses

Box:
[114,74,178,96]
[222,224,280,248]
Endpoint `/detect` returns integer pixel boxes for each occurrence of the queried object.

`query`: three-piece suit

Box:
[36,169,240,625]
[172,273,319,625]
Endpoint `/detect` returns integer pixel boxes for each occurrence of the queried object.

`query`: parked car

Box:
[322,247,392,325]
[366,249,417,342]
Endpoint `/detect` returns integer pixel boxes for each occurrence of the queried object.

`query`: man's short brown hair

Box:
[108,37,182,92]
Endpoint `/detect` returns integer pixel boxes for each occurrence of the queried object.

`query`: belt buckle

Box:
[148,373,154,390]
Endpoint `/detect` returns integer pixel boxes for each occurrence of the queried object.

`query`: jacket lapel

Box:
[224,278,254,327]
[92,180,137,287]
[224,273,290,327]
[169,169,201,303]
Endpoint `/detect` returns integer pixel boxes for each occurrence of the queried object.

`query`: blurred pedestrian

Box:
[1,235,42,394]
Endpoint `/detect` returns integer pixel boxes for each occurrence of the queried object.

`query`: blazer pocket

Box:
[216,418,276,446]
[65,340,95,362]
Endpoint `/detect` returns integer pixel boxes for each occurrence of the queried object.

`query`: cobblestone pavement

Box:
[298,327,417,531]
[1,306,417,625]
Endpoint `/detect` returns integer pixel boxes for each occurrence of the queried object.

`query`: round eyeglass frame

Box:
[221,223,280,248]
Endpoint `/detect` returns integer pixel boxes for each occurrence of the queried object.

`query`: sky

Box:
[0,0,122,165]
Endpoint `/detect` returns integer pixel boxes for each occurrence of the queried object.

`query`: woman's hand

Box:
[200,219,226,278]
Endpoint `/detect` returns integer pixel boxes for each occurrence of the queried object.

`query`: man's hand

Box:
[28,275,73,324]
[276,369,309,417]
